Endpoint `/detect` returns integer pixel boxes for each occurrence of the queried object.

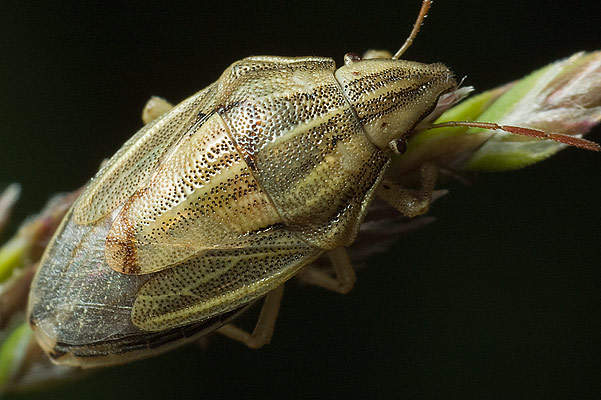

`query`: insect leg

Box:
[296,247,357,294]
[216,285,285,349]
[377,162,438,218]
[141,96,174,124]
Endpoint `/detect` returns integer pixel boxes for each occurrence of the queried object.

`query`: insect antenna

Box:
[429,121,601,151]
[392,0,432,60]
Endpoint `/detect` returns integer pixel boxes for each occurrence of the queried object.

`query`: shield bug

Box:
[25,0,599,369]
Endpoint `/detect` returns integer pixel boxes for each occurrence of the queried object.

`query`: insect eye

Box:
[390,138,407,155]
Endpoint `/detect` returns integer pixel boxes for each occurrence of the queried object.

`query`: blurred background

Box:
[1,0,600,398]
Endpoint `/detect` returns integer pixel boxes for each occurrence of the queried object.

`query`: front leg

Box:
[377,162,438,218]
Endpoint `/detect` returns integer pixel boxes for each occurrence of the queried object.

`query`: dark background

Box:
[2,0,600,398]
